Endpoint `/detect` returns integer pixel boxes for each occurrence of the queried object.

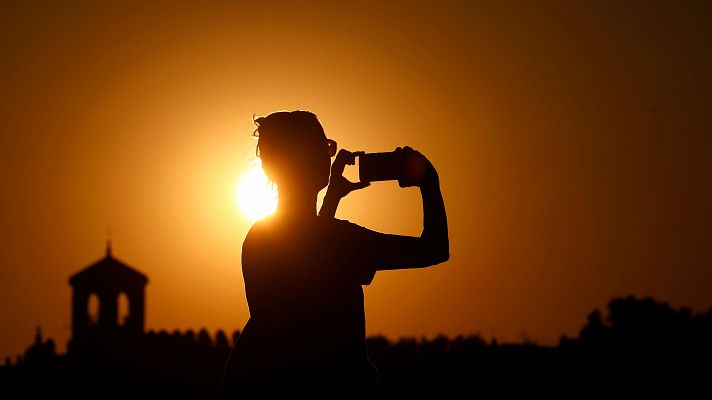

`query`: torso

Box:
[226,214,375,383]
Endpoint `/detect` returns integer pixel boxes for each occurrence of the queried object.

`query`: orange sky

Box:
[1,1,711,360]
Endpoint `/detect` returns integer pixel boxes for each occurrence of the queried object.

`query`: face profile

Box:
[252,111,336,199]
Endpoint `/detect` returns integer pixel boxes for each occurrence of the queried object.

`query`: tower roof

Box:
[69,243,148,288]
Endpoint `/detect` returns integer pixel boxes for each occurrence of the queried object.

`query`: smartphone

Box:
[358,151,403,182]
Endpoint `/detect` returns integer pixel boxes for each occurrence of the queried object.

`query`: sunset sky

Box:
[1,1,711,360]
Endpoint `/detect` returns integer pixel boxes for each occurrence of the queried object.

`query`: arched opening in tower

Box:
[118,292,130,326]
[88,293,100,325]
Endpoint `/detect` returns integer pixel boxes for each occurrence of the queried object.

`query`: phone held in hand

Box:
[358,149,425,185]
[358,151,403,182]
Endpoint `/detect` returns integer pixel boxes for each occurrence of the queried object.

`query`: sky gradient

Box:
[1,1,711,360]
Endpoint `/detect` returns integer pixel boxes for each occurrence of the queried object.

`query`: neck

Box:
[275,186,318,218]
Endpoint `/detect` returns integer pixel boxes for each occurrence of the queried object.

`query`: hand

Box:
[325,149,371,199]
[395,146,439,188]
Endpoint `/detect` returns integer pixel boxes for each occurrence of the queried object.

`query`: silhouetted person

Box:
[221,110,449,396]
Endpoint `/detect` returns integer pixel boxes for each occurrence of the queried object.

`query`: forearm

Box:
[419,177,449,261]
[318,192,341,218]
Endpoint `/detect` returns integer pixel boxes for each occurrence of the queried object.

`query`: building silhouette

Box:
[70,241,147,334]
[62,243,233,397]
[67,241,148,360]
[22,327,56,368]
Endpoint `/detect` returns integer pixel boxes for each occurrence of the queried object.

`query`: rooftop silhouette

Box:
[69,241,148,342]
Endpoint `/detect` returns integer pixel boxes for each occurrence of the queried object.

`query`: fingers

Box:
[334,149,351,164]
[345,151,358,165]
[335,149,360,164]
[394,146,427,188]
[350,151,365,165]
[331,149,351,174]
[333,149,365,172]
[351,181,371,191]
[336,148,351,158]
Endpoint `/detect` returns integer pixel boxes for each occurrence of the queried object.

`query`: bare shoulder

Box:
[329,216,353,227]
[242,218,272,250]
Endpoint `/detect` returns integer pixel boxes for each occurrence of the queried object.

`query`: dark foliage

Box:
[2,295,711,398]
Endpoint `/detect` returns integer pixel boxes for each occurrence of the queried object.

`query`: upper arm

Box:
[350,224,449,272]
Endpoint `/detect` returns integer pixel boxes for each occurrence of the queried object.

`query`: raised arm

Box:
[415,166,450,264]
[320,146,449,274]
[319,149,369,218]
[362,146,449,271]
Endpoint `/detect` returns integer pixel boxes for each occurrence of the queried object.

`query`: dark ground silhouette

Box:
[3,294,711,398]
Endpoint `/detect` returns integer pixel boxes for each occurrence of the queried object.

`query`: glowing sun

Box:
[235,160,278,221]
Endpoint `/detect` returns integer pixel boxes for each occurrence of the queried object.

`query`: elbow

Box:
[429,245,450,265]
[436,250,450,264]
[419,236,450,267]
[437,238,450,263]
[418,237,450,266]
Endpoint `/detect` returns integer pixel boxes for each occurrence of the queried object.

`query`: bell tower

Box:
[69,241,148,338]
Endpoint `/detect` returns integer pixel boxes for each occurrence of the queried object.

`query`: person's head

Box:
[253,110,336,195]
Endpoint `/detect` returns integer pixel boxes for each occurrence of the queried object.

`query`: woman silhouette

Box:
[221,110,448,395]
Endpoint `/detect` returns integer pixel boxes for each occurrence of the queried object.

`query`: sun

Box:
[235,159,278,221]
